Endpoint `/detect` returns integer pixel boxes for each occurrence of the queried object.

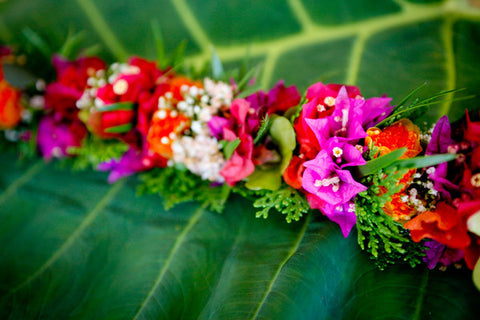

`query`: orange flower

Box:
[169,76,203,101]
[365,119,422,159]
[0,64,23,129]
[404,201,471,249]
[147,109,190,158]
[380,169,418,221]
[367,120,423,220]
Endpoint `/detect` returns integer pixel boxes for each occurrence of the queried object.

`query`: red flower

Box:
[86,108,136,139]
[465,111,480,144]
[97,57,162,105]
[0,64,23,129]
[45,55,105,120]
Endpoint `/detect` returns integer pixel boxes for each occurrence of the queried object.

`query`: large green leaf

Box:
[0,152,479,319]
[1,0,480,318]
[1,0,479,121]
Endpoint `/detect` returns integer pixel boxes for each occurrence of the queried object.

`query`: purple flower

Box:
[37,115,86,160]
[323,137,366,168]
[208,116,229,139]
[98,147,150,183]
[302,151,367,206]
[426,115,455,155]
[425,116,458,199]
[423,240,464,269]
[423,240,445,269]
[361,96,393,129]
[306,86,366,148]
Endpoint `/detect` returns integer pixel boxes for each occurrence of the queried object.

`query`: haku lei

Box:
[1,45,480,288]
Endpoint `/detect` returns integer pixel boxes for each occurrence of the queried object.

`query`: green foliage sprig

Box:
[235,183,310,223]
[138,166,230,213]
[66,136,129,171]
[355,170,426,270]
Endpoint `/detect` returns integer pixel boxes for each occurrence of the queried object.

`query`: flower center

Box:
[314,176,340,192]
[332,147,343,158]
[324,96,335,107]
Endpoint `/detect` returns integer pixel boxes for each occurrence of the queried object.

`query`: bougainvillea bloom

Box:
[323,137,366,168]
[0,64,22,129]
[465,111,480,144]
[306,86,366,148]
[366,119,422,158]
[302,151,367,206]
[294,83,362,158]
[320,200,358,237]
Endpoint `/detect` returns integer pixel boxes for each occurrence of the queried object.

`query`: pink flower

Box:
[217,99,256,186]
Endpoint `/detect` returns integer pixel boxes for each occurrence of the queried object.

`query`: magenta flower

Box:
[425,115,455,155]
[321,201,358,237]
[305,190,358,237]
[323,137,366,168]
[208,115,229,139]
[306,86,366,148]
[302,151,367,206]
[361,96,393,129]
[98,147,155,183]
[37,115,87,160]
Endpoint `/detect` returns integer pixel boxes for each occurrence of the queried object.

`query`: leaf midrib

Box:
[249,214,311,320]
[132,206,205,320]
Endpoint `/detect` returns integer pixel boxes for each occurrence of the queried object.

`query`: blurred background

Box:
[1,0,479,121]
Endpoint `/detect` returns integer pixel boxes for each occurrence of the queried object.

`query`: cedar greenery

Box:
[355,170,425,270]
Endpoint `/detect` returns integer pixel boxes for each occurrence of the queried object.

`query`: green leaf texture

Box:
[1,0,480,319]
[0,152,479,319]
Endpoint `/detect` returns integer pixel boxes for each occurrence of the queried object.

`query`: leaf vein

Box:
[249,214,311,320]
[132,206,205,320]
[0,161,45,207]
[6,179,126,296]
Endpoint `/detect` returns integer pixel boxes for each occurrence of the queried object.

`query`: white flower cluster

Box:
[420,124,434,145]
[400,167,439,213]
[171,136,225,183]
[168,78,233,183]
[76,68,106,110]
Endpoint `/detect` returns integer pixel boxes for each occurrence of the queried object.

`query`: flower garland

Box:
[1,45,480,288]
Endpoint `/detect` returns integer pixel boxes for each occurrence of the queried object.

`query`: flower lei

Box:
[1,47,480,288]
